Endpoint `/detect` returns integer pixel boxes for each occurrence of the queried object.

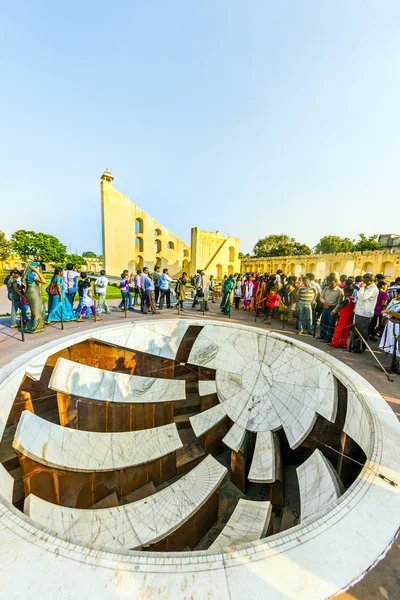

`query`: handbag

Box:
[46,278,59,296]
[196,287,204,298]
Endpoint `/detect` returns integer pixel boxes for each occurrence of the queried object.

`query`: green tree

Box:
[11,230,67,263]
[238,252,244,259]
[65,253,86,267]
[314,235,355,254]
[353,233,381,252]
[0,231,11,260]
[82,251,99,258]
[253,234,311,257]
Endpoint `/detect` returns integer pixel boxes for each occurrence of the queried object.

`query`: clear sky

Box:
[1,1,400,255]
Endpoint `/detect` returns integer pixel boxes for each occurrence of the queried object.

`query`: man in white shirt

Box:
[63,263,81,307]
[95,270,110,314]
[352,272,379,353]
[139,267,149,313]
[158,268,173,309]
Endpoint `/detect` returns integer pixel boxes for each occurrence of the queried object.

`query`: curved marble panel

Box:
[248,431,275,484]
[13,410,183,471]
[24,455,227,551]
[209,499,272,550]
[49,357,185,403]
[297,449,341,522]
[92,321,190,360]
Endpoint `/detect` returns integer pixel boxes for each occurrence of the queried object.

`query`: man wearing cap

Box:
[351,273,379,353]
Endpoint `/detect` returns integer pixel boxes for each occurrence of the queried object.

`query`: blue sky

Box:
[1,1,399,255]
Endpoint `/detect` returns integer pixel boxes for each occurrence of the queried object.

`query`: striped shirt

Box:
[297,285,317,305]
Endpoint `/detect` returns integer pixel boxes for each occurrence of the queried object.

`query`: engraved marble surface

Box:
[198,380,217,396]
[13,410,183,471]
[50,357,186,403]
[0,320,398,600]
[25,455,227,551]
[209,499,272,550]
[248,431,275,483]
[297,449,341,522]
[190,404,226,437]
[189,325,337,448]
[0,464,14,504]
[92,321,190,360]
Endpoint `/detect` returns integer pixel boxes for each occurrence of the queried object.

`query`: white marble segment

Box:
[187,325,235,368]
[49,357,185,403]
[92,321,189,360]
[222,422,246,452]
[344,389,372,455]
[190,324,336,449]
[13,410,182,471]
[209,499,272,550]
[248,431,275,483]
[297,449,341,522]
[189,404,227,437]
[0,465,14,504]
[0,370,25,441]
[198,380,217,396]
[0,320,399,600]
[24,355,49,381]
[25,455,227,551]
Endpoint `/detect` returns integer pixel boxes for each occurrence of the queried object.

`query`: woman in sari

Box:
[220,274,234,315]
[379,289,400,357]
[46,267,76,323]
[22,261,46,334]
[175,272,188,311]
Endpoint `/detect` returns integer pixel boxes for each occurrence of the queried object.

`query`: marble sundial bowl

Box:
[0,319,398,600]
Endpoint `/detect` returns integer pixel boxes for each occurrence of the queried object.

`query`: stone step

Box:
[176,441,205,474]
[178,428,198,446]
[91,492,119,509]
[174,412,197,429]
[122,482,157,504]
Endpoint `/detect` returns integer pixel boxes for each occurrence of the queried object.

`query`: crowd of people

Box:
[216,270,400,359]
[4,263,400,365]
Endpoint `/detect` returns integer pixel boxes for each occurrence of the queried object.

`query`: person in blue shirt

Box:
[158,268,173,309]
[144,272,160,315]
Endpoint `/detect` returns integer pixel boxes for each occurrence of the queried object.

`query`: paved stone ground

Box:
[0,294,399,599]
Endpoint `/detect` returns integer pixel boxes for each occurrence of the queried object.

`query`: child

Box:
[76,280,101,322]
[75,273,90,317]
[329,286,355,348]
[263,285,281,324]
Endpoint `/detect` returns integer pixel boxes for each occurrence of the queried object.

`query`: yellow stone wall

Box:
[190,228,241,277]
[0,255,103,274]
[241,250,400,279]
[101,179,190,277]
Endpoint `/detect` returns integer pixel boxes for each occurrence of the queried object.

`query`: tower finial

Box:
[100,169,114,183]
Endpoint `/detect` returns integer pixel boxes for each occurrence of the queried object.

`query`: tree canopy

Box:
[314,235,355,254]
[11,230,67,263]
[65,253,86,267]
[0,231,11,260]
[82,250,99,258]
[353,233,380,252]
[252,234,312,258]
[314,233,381,254]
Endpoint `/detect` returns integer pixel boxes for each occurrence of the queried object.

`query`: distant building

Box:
[378,234,400,250]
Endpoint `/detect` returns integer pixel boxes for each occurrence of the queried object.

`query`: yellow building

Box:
[100,170,240,278]
[241,250,400,279]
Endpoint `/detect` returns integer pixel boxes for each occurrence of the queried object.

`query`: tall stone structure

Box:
[100,170,240,277]
[190,228,240,277]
